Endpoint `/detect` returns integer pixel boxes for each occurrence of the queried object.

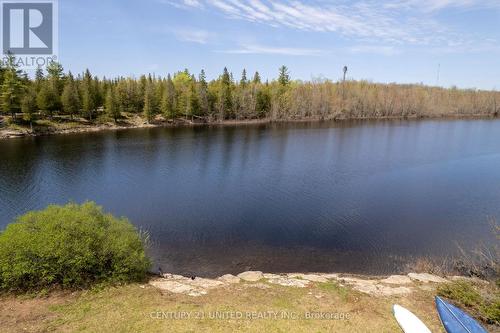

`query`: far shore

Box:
[1,112,497,140]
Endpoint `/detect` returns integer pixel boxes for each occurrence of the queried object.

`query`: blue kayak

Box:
[435,296,488,333]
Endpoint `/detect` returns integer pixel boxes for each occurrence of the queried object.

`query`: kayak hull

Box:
[435,296,488,333]
[393,304,432,333]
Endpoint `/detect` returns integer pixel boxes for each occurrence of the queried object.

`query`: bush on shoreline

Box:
[0,202,150,292]
[438,280,500,325]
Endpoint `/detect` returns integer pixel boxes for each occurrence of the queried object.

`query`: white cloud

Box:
[163,0,498,49]
[217,44,325,56]
[173,28,214,44]
[160,0,203,9]
[349,45,401,56]
[387,0,500,11]
[183,0,203,7]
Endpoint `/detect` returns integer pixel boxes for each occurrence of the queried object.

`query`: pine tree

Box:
[256,85,271,118]
[21,86,37,131]
[61,73,80,119]
[35,67,44,82]
[278,65,290,86]
[199,69,207,85]
[46,61,64,80]
[1,69,22,119]
[189,79,200,119]
[0,62,5,86]
[172,71,191,119]
[46,61,64,114]
[105,86,120,122]
[161,74,176,120]
[198,70,209,116]
[92,77,103,110]
[34,66,44,91]
[143,81,155,123]
[253,71,261,84]
[240,69,248,87]
[81,69,96,120]
[219,67,233,119]
[36,81,58,118]
[0,54,23,119]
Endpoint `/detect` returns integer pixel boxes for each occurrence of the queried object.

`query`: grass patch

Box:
[317,281,349,301]
[1,281,425,333]
[437,280,500,325]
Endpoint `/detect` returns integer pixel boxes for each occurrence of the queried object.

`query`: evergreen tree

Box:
[61,73,80,119]
[172,71,191,119]
[256,85,271,118]
[92,76,103,110]
[116,79,128,113]
[161,74,176,120]
[253,71,261,84]
[0,62,5,86]
[21,86,37,130]
[105,86,120,122]
[219,67,233,119]
[199,69,207,85]
[143,81,155,123]
[46,61,64,80]
[81,69,96,120]
[35,67,44,82]
[240,69,248,87]
[278,65,290,86]
[1,57,23,119]
[36,81,58,118]
[189,79,200,119]
[46,62,64,114]
[34,66,44,91]
[198,70,209,116]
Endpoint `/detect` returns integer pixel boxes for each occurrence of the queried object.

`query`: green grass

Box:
[317,281,349,301]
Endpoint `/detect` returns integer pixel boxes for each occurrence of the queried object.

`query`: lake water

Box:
[1,119,499,277]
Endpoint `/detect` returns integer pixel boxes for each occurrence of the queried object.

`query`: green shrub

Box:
[438,281,500,325]
[0,202,150,292]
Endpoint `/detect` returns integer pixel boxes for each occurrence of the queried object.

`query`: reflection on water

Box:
[1,119,499,276]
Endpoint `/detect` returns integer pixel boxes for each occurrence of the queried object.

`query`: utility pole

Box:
[494,91,498,116]
[342,66,348,100]
[437,63,440,86]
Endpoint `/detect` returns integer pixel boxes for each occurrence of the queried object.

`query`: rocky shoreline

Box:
[1,114,495,140]
[0,117,275,140]
[148,271,484,298]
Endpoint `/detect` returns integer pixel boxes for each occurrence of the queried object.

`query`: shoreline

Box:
[0,113,497,140]
[149,270,478,298]
[2,270,497,332]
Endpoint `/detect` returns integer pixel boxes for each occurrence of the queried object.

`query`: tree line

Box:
[1,55,499,128]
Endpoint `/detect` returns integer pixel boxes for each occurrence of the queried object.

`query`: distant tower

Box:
[342,66,348,100]
[437,63,441,86]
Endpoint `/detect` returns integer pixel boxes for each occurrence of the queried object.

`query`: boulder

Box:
[267,277,310,288]
[341,277,379,285]
[408,273,448,283]
[188,277,224,289]
[287,273,328,283]
[237,271,264,282]
[380,275,413,285]
[149,279,207,297]
[218,274,241,284]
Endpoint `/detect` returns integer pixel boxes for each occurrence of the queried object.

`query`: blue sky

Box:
[59,0,500,89]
